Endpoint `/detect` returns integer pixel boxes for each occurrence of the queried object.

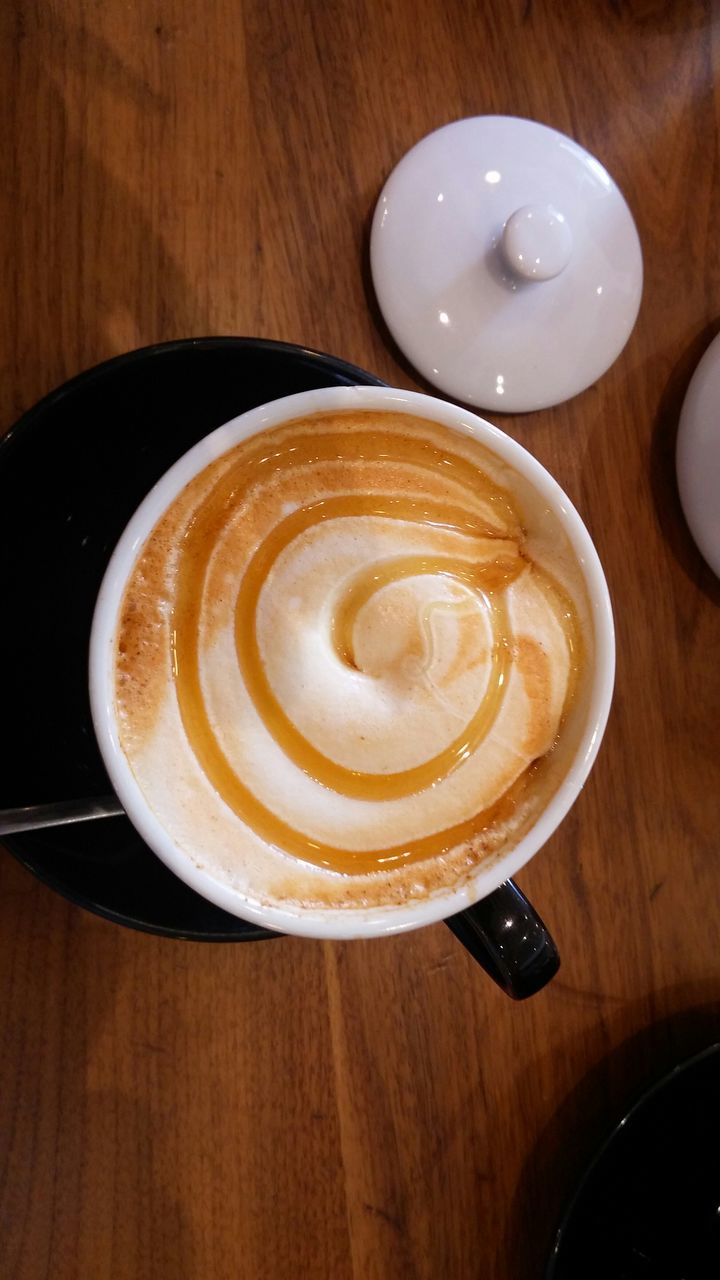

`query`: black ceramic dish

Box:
[547,1044,720,1278]
[0,337,385,939]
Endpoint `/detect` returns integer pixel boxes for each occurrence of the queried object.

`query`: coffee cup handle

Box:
[444,879,560,999]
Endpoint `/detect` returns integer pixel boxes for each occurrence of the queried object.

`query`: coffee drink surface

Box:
[115,411,591,911]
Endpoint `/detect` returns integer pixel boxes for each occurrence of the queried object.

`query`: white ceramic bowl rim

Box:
[89,385,615,939]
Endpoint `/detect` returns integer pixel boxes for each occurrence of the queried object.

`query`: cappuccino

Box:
[114,410,590,911]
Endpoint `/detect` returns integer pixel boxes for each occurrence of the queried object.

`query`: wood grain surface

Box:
[2,1,720,1276]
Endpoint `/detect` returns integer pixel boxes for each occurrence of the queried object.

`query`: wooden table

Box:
[2,2,719,1276]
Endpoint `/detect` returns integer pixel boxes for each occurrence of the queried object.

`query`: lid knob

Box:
[501,203,572,281]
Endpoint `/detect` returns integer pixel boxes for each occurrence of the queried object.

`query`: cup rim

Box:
[89,384,615,939]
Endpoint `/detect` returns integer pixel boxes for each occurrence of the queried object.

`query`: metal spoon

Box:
[0,796,125,836]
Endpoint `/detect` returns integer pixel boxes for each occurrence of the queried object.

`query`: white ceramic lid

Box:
[676,330,720,578]
[370,116,643,413]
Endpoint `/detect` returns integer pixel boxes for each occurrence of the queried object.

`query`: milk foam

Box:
[114,411,591,911]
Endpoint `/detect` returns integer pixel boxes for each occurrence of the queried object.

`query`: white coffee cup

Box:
[89,386,614,993]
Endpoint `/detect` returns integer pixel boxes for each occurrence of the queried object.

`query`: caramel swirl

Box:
[147,414,582,874]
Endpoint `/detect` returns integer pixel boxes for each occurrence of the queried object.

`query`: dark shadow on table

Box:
[0,10,206,432]
[75,1089,200,1279]
[501,986,720,1278]
[0,856,198,1278]
[604,0,711,34]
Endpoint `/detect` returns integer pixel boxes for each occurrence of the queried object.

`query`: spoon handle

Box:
[0,796,125,835]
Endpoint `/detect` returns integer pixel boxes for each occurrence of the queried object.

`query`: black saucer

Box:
[547,1044,720,1278]
[1,338,385,939]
